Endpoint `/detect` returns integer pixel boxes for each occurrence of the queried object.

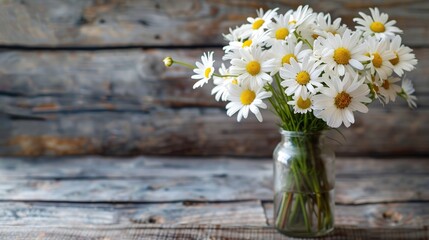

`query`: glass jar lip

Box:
[279,129,327,136]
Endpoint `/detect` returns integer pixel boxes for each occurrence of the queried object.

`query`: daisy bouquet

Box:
[163,5,417,236]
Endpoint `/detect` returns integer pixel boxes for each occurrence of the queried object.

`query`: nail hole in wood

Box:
[138,20,149,26]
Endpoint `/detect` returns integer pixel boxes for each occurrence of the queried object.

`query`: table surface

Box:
[0,156,427,239]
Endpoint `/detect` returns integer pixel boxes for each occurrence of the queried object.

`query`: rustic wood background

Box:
[0,0,428,157]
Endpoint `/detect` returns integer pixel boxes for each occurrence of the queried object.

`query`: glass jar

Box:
[273,130,335,237]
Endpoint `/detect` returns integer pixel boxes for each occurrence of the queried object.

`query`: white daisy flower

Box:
[316,29,369,76]
[223,26,246,42]
[280,56,324,96]
[313,73,371,128]
[353,7,402,40]
[363,73,385,103]
[270,38,312,74]
[290,6,317,44]
[226,83,272,122]
[297,21,319,45]
[389,35,418,76]
[365,38,396,79]
[211,64,238,102]
[289,5,315,27]
[191,52,215,89]
[223,31,270,61]
[399,78,417,108]
[266,12,295,44]
[230,46,277,89]
[378,76,402,104]
[313,13,347,39]
[287,91,315,114]
[241,8,279,39]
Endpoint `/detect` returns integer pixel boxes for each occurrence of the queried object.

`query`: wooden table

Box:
[0,156,427,239]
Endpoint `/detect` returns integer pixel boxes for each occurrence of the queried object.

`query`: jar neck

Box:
[279,130,324,141]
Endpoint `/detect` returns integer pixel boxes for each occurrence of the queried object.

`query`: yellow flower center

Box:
[333,47,351,65]
[334,91,352,109]
[382,80,390,89]
[240,89,256,105]
[275,28,289,40]
[282,54,297,65]
[204,68,212,78]
[296,71,310,85]
[252,19,265,30]
[372,84,379,93]
[327,29,337,35]
[289,20,297,25]
[242,39,252,48]
[246,61,261,76]
[370,21,386,33]
[372,52,383,68]
[297,97,312,109]
[231,79,238,85]
[389,52,400,65]
[312,33,319,39]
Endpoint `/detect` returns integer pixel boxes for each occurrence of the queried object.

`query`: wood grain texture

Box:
[1,108,429,157]
[264,202,429,228]
[1,156,427,179]
[0,0,427,47]
[0,48,427,109]
[0,225,427,240]
[0,156,427,238]
[0,201,267,226]
[0,48,427,157]
[1,201,426,229]
[0,157,427,204]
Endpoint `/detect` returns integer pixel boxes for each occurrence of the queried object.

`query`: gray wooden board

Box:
[0,48,427,109]
[1,109,429,157]
[0,225,427,240]
[0,48,428,157]
[264,202,429,228]
[0,156,428,179]
[0,172,427,204]
[0,157,427,204]
[0,156,428,238]
[0,201,267,227]
[0,0,427,47]
[0,201,427,229]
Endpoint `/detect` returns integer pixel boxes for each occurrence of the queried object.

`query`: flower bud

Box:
[163,57,173,67]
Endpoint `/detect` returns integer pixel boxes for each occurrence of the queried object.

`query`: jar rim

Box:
[279,129,327,136]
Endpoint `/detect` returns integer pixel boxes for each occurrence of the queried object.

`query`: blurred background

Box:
[0,0,427,158]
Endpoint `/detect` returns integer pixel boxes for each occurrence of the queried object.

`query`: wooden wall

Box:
[0,0,428,157]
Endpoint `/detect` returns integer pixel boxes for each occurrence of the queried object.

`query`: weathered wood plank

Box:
[0,48,427,110]
[1,200,427,229]
[0,201,267,226]
[0,177,272,202]
[0,0,427,47]
[0,175,426,204]
[0,157,427,204]
[0,48,427,157]
[264,202,429,228]
[0,156,427,179]
[0,225,427,240]
[1,108,428,157]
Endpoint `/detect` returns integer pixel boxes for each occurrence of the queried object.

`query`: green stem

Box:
[293,31,313,50]
[290,161,311,231]
[172,60,196,69]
